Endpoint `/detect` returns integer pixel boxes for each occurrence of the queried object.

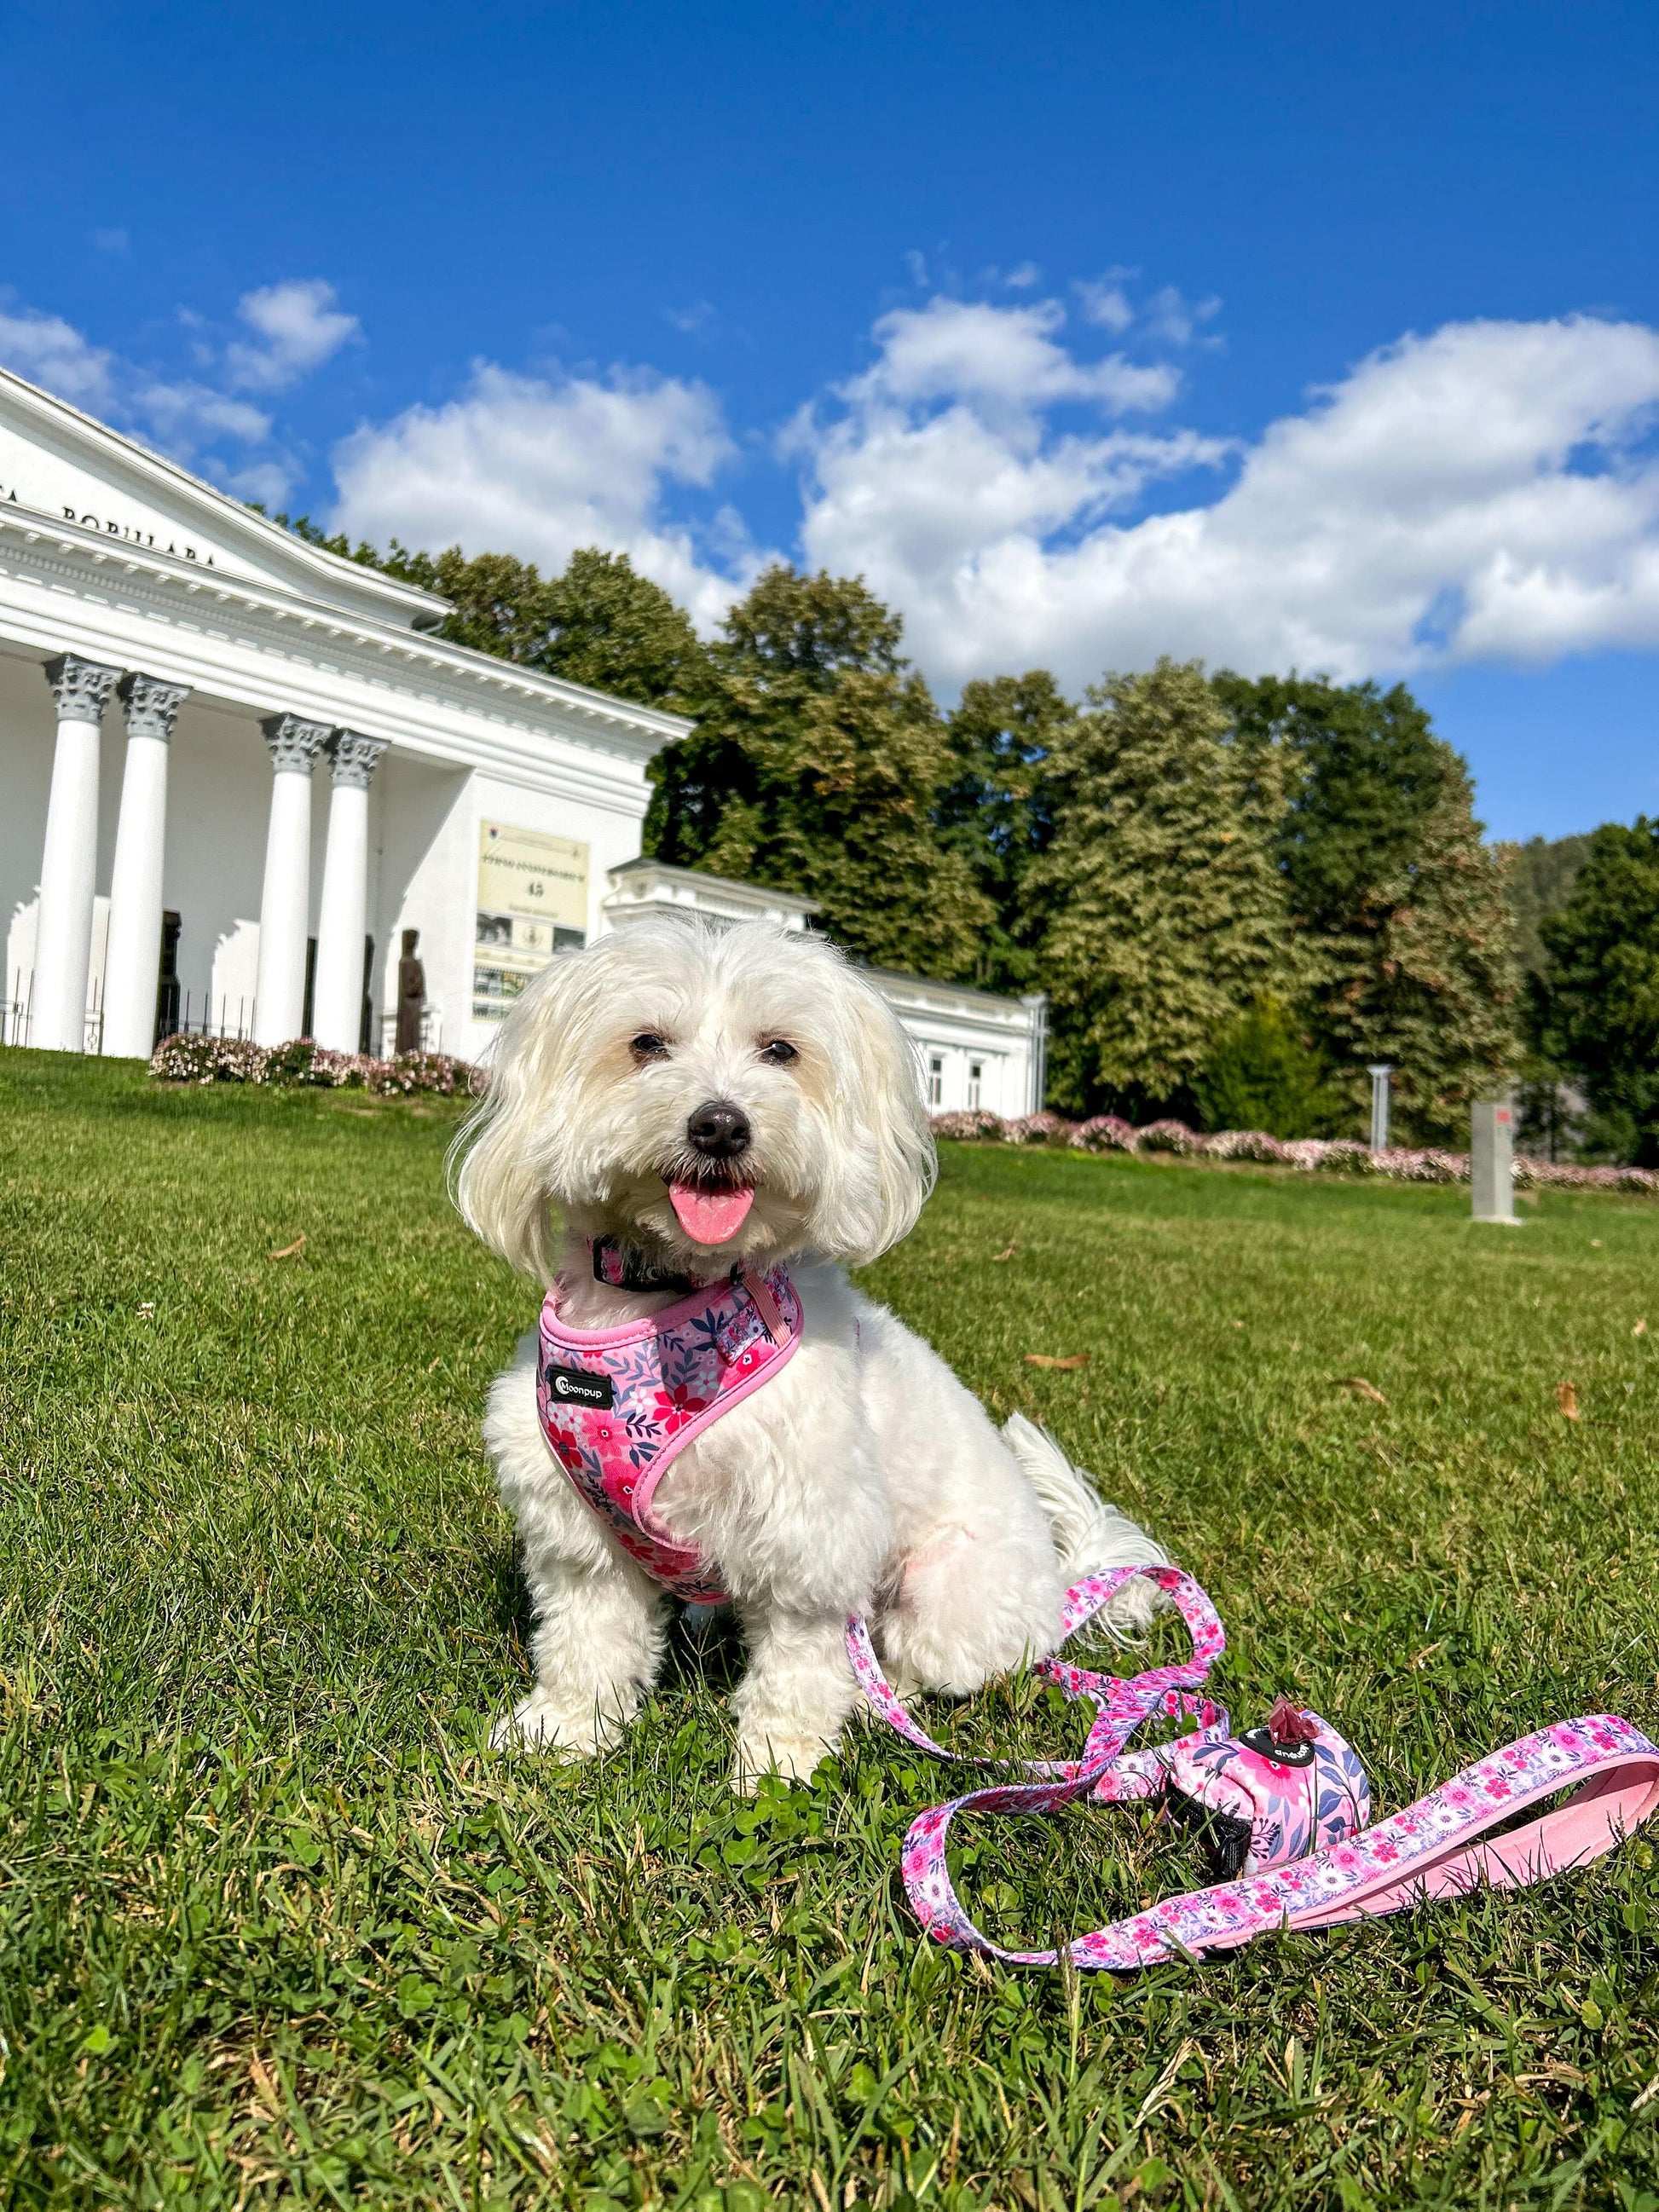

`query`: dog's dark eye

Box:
[630,1031,670,1063]
[759,1038,798,1066]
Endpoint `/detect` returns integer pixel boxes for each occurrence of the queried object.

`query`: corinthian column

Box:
[311,730,387,1052]
[34,654,123,1052]
[252,713,331,1046]
[102,673,190,1059]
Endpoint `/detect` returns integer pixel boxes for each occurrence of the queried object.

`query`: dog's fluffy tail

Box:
[1004,1412,1169,1635]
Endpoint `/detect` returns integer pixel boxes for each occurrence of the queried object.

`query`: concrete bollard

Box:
[1471,1097,1517,1223]
[1367,1063,1392,1151]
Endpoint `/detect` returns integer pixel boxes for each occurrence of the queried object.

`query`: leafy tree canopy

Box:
[935,672,1071,990]
[1214,670,1521,1141]
[1496,832,1594,979]
[650,568,993,977]
[1214,672,1450,931]
[1535,819,1659,1165]
[716,563,905,691]
[387,543,705,708]
[1032,659,1304,1117]
[1194,996,1338,1141]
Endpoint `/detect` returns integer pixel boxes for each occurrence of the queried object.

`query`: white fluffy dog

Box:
[456,915,1167,1788]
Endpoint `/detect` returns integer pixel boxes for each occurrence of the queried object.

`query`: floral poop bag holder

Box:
[535,1256,1659,1971]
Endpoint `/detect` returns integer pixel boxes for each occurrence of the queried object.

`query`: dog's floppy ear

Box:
[450,948,599,1283]
[813,952,937,1265]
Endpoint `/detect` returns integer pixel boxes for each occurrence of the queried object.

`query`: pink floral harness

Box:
[535,1258,802,1605]
[538,1263,1659,1968]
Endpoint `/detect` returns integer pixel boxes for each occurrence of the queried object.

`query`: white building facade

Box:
[0,367,1044,1110]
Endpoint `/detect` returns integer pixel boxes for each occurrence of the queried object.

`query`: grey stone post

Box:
[1367,1063,1392,1151]
[1020,991,1049,1114]
[1471,1097,1517,1223]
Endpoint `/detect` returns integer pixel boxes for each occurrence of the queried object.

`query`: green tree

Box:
[1194,996,1338,1139]
[1497,832,1594,979]
[648,567,993,977]
[1213,671,1520,1142]
[381,543,705,707]
[935,671,1072,990]
[645,564,907,870]
[1030,659,1304,1118]
[766,670,996,978]
[1534,819,1659,1164]
[718,562,906,682]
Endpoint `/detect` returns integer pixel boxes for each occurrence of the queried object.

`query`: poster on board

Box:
[473,821,589,1020]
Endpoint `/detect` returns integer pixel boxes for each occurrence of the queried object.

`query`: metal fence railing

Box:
[1,975,443,1059]
[1,972,32,1048]
[1,973,246,1054]
[378,1010,444,1056]
[159,993,253,1044]
[0,976,99,1050]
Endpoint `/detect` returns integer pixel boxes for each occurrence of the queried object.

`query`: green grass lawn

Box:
[3,1050,1658,2211]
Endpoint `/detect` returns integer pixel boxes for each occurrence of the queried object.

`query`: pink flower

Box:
[652,1383,711,1431]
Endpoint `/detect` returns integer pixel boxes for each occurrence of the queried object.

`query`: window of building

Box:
[968,1060,983,1107]
[928,1054,944,1106]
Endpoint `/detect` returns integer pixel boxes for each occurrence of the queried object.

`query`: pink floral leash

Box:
[846,1566,1659,1969]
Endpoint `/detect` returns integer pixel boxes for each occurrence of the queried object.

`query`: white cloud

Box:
[0,280,361,493]
[793,304,1659,690]
[1140,285,1222,348]
[0,303,114,404]
[227,280,361,391]
[844,297,1178,418]
[330,361,768,628]
[225,458,299,506]
[0,285,343,539]
[136,380,272,446]
[1076,277,1134,334]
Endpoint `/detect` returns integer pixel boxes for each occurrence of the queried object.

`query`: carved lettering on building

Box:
[0,484,214,564]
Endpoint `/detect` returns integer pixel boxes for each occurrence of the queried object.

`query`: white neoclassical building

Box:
[0,365,1044,1111]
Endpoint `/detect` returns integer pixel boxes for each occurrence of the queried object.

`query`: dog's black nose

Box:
[686,1099,752,1160]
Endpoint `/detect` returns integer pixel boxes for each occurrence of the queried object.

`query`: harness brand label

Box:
[544,1362,614,1410]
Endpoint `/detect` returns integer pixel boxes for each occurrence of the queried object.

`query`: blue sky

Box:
[3,0,1656,840]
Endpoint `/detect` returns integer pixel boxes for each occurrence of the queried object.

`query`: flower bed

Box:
[150,1033,484,1097]
[932,1110,1659,1193]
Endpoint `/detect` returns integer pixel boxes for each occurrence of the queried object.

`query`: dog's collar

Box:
[589,1234,739,1297]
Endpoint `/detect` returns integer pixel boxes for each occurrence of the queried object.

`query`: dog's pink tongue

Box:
[668,1181,754,1245]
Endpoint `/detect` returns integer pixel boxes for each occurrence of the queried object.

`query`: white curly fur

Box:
[456,916,1168,1789]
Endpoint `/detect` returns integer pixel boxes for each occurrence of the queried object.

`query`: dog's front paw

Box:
[489,1689,623,1758]
[732,1724,837,1793]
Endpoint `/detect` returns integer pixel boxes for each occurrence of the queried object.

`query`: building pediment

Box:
[0,365,448,632]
